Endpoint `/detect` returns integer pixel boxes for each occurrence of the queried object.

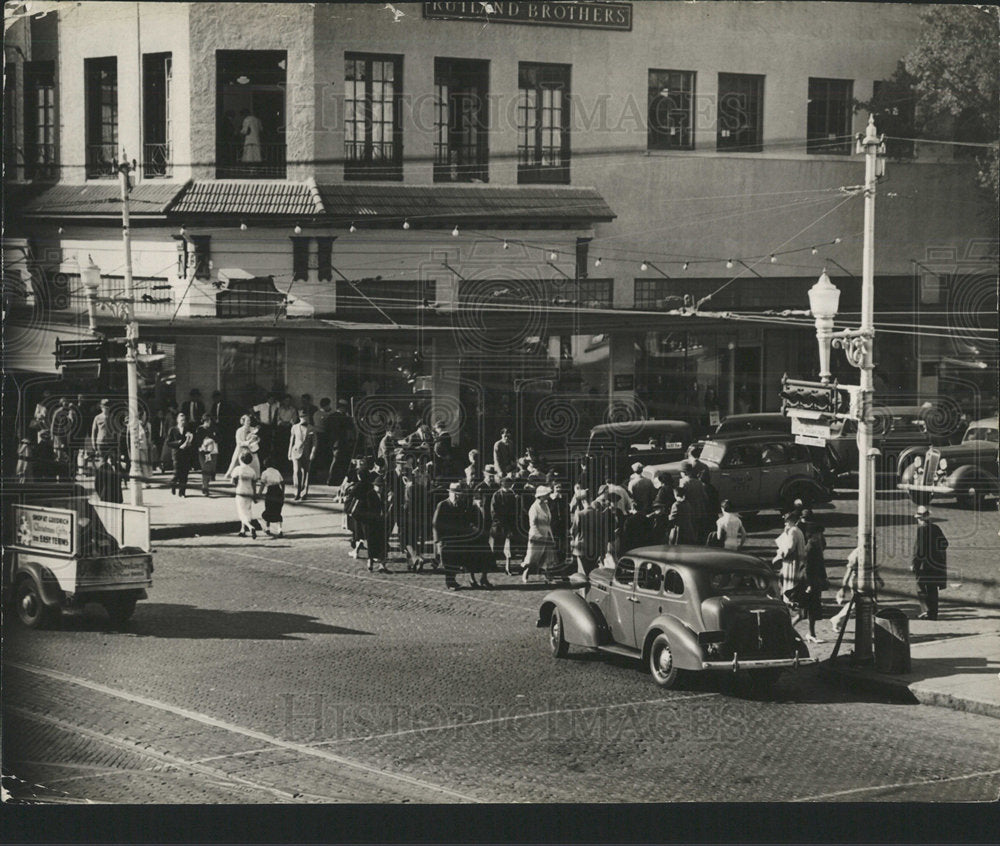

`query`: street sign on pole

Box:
[791,417,833,442]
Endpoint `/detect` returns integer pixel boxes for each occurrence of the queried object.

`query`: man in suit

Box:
[209,390,234,468]
[433,482,474,590]
[912,505,948,620]
[432,421,453,479]
[90,399,117,461]
[165,412,197,497]
[628,462,656,512]
[493,428,516,477]
[183,389,205,425]
[490,474,520,575]
[288,408,316,501]
[385,450,410,554]
[312,397,334,473]
[326,398,356,490]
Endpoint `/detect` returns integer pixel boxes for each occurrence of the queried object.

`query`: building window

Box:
[220,336,285,402]
[216,50,287,179]
[176,235,211,280]
[3,65,15,179]
[291,237,310,282]
[434,58,489,183]
[517,62,570,184]
[316,237,334,282]
[576,279,612,309]
[24,61,56,180]
[807,78,853,155]
[717,73,763,152]
[85,57,118,178]
[634,278,679,309]
[648,69,694,150]
[143,53,172,177]
[344,53,403,181]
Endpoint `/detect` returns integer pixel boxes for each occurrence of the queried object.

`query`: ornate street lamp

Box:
[81,255,103,334]
[807,269,841,385]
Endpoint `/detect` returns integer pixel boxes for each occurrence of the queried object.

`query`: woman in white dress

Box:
[230,451,260,538]
[227,415,261,477]
[523,486,559,584]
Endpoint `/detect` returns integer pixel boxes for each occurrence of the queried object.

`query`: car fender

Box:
[13,561,65,608]
[948,464,999,493]
[640,615,704,671]
[778,475,831,504]
[537,590,604,647]
[896,446,926,475]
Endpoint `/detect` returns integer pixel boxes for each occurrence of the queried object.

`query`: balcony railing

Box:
[24,143,57,180]
[86,142,119,179]
[143,142,172,178]
[64,274,176,315]
[216,142,286,179]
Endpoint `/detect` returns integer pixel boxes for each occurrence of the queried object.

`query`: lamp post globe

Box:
[808,269,841,385]
[81,255,102,334]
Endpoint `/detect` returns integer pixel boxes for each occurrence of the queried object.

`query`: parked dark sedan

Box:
[898,417,999,508]
[537,547,815,691]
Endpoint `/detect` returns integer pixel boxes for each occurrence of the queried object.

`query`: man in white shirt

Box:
[715,499,747,550]
[288,409,316,501]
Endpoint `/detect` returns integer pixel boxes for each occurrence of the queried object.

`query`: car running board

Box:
[596,644,642,659]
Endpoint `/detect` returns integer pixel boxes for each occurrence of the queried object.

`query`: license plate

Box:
[664,442,682,450]
[79,557,150,585]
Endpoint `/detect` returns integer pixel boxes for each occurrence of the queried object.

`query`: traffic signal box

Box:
[54,338,128,379]
[780,374,863,421]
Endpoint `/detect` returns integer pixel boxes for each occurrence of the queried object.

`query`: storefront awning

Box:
[314,183,616,226]
[16,182,187,219]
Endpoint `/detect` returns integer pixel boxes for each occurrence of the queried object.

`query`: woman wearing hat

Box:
[523,486,559,584]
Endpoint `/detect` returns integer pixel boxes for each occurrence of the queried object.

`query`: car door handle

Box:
[626,596,639,603]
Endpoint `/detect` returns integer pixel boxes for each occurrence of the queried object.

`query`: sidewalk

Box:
[126,474,1000,719]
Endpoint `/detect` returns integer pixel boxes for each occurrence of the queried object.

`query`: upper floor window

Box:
[517,62,570,184]
[291,237,310,282]
[85,57,118,178]
[3,65,15,179]
[216,50,287,179]
[807,78,853,155]
[24,61,56,180]
[176,235,211,280]
[717,73,763,152]
[648,69,694,150]
[344,53,403,181]
[143,53,172,178]
[434,58,489,183]
[634,278,675,309]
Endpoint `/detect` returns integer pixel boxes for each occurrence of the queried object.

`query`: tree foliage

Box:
[856,5,1000,199]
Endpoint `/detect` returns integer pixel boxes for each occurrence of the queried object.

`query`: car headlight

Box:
[938,458,948,471]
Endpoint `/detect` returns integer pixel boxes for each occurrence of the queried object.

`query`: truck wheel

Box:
[16,577,59,630]
[103,595,138,629]
[648,633,679,688]
[548,608,569,658]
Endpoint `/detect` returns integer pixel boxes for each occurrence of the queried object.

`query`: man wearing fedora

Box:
[912,505,948,620]
[433,481,476,590]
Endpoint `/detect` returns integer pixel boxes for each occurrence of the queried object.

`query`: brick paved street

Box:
[4,481,999,804]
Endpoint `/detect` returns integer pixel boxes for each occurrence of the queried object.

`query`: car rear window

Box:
[708,571,770,595]
[965,427,999,444]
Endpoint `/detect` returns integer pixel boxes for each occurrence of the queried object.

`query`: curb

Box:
[819,657,1000,720]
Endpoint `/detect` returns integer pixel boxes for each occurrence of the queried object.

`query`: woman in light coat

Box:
[523,486,559,584]
[227,415,261,477]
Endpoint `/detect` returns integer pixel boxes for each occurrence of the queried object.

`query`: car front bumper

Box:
[898,482,954,495]
[701,656,818,671]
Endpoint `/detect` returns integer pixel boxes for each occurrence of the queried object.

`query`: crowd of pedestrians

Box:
[15,389,951,629]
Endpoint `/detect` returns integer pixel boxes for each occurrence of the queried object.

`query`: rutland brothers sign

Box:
[423,2,633,31]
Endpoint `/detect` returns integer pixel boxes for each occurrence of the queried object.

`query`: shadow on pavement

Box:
[53,603,375,640]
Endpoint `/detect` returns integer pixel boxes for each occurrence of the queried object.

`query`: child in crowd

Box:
[258,457,286,538]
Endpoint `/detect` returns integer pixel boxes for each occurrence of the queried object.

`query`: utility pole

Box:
[119,150,143,507]
[847,116,884,659]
